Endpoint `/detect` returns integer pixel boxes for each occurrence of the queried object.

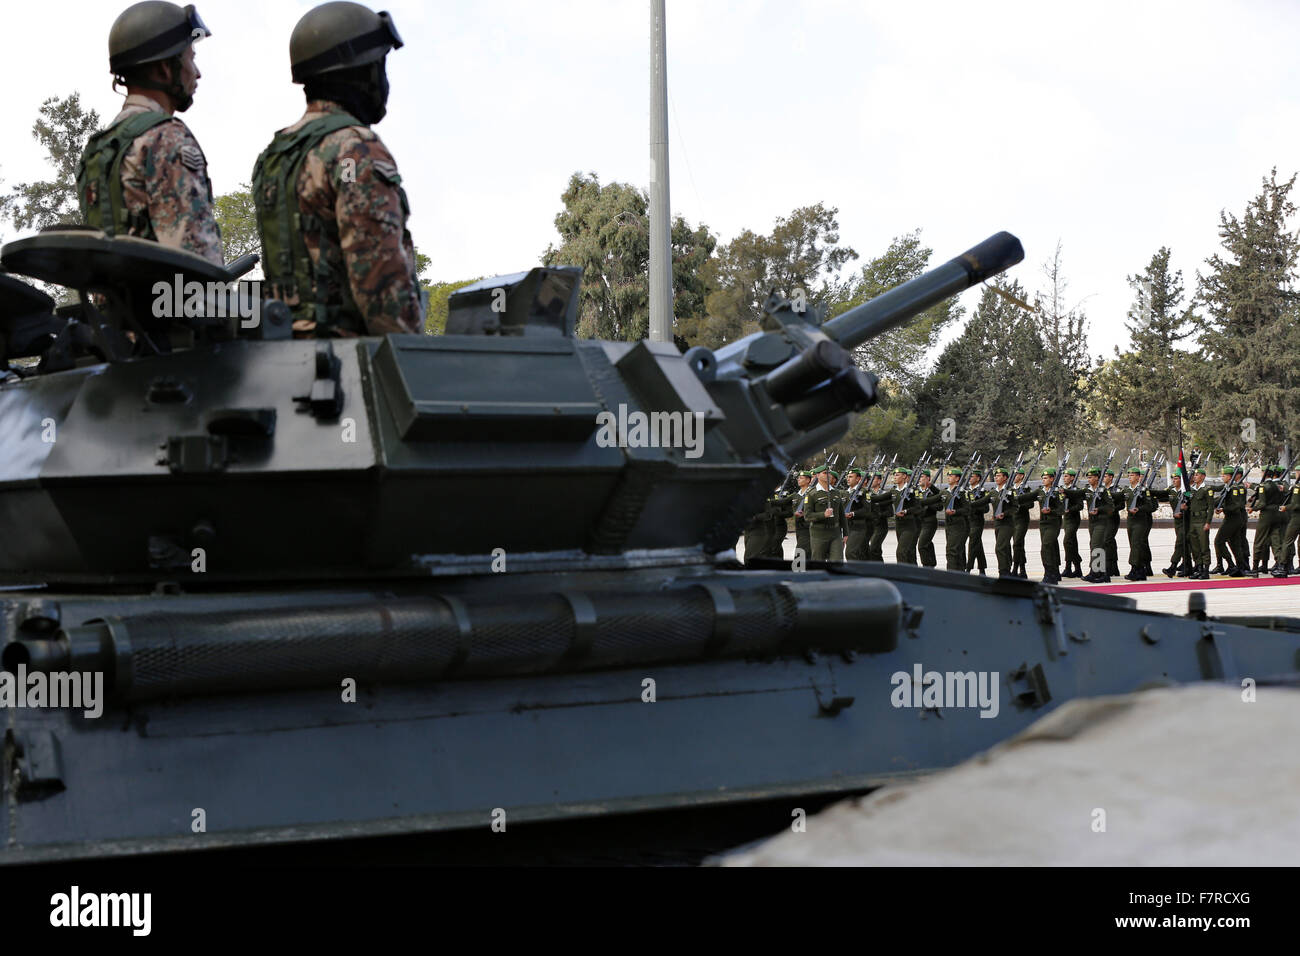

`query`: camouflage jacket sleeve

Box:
[332,133,425,335]
[126,120,224,264]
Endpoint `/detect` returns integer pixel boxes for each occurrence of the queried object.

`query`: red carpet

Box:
[1073,576,1300,594]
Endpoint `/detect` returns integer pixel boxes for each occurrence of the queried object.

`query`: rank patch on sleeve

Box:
[180,144,204,173]
[372,160,400,184]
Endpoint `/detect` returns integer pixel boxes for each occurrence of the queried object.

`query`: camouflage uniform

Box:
[255,100,423,336]
[78,93,224,264]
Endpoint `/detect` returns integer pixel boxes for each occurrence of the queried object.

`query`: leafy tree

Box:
[684,202,856,350]
[1090,246,1197,457]
[1029,243,1092,457]
[914,279,1044,461]
[542,172,714,342]
[1194,168,1300,462]
[830,230,963,391]
[213,184,259,261]
[3,93,100,233]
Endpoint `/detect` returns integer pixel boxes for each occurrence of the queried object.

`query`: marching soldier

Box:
[1249,465,1283,573]
[1213,466,1251,576]
[805,466,844,561]
[78,2,224,263]
[842,467,872,561]
[1009,466,1034,577]
[1104,468,1124,578]
[866,471,891,561]
[916,469,943,568]
[1037,467,1066,584]
[1274,463,1300,577]
[766,486,791,558]
[888,468,924,565]
[964,467,991,576]
[1084,466,1114,582]
[989,466,1016,577]
[943,467,969,572]
[792,471,814,560]
[1154,472,1191,577]
[253,1,424,336]
[1060,467,1086,577]
[1122,466,1157,581]
[742,500,771,566]
[1187,467,1213,579]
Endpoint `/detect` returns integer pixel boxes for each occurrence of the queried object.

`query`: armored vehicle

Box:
[2,228,1298,863]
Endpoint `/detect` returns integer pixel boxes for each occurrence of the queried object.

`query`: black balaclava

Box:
[304,57,390,125]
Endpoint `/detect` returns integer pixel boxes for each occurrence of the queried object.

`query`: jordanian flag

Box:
[1176,447,1192,487]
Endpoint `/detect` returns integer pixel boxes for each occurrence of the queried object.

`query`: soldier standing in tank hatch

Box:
[253,1,424,337]
[78,2,223,264]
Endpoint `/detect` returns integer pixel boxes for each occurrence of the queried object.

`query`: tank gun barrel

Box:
[821,232,1024,351]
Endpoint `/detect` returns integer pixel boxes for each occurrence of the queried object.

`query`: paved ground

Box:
[737,525,1300,618]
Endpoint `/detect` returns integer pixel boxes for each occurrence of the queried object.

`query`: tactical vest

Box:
[76,111,173,239]
[252,112,371,335]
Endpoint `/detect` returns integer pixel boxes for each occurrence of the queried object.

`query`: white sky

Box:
[3,0,1299,358]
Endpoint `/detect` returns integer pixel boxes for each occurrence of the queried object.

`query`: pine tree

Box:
[1030,243,1092,457]
[1195,169,1300,462]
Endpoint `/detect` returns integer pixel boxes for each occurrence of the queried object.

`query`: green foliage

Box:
[1193,169,1300,460]
[914,280,1045,461]
[213,184,260,261]
[684,203,856,350]
[414,249,431,282]
[1029,243,1093,455]
[831,230,962,391]
[542,172,714,342]
[422,277,482,335]
[3,93,100,233]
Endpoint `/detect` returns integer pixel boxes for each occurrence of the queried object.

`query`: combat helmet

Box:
[109,2,209,74]
[290,2,403,82]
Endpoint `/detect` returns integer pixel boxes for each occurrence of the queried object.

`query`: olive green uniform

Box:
[1010,481,1033,573]
[805,485,844,561]
[867,481,890,561]
[989,481,1017,576]
[1037,484,1066,580]
[843,482,872,561]
[1250,477,1283,570]
[1061,483,1087,576]
[890,484,926,565]
[1278,479,1300,572]
[1187,481,1213,575]
[1085,480,1115,580]
[1154,484,1191,574]
[916,484,943,568]
[943,483,968,571]
[1214,481,1248,572]
[1105,481,1123,576]
[964,486,991,572]
[1122,482,1158,577]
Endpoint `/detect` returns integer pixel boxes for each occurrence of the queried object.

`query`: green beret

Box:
[1065,468,1078,476]
[1014,468,1026,476]
[798,470,813,477]
[970,466,983,476]
[1127,466,1142,474]
[1194,467,1207,475]
[827,470,840,481]
[947,467,962,477]
[993,466,1010,476]
[813,464,829,474]
[895,467,912,476]
[1086,467,1101,476]
[847,466,866,476]
[872,470,884,478]
[1221,467,1233,475]
[919,468,932,477]
[1042,467,1057,476]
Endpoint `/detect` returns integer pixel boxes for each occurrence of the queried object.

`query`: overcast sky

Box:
[3,0,1299,358]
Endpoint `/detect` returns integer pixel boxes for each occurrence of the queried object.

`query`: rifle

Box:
[775,464,799,495]
[1247,454,1273,510]
[833,455,857,490]
[1128,452,1165,511]
[1213,460,1248,512]
[895,451,930,513]
[1088,448,1117,511]
[1172,449,1200,516]
[993,450,1026,518]
[945,451,981,512]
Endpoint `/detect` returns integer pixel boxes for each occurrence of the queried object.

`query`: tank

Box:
[2,228,1298,863]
